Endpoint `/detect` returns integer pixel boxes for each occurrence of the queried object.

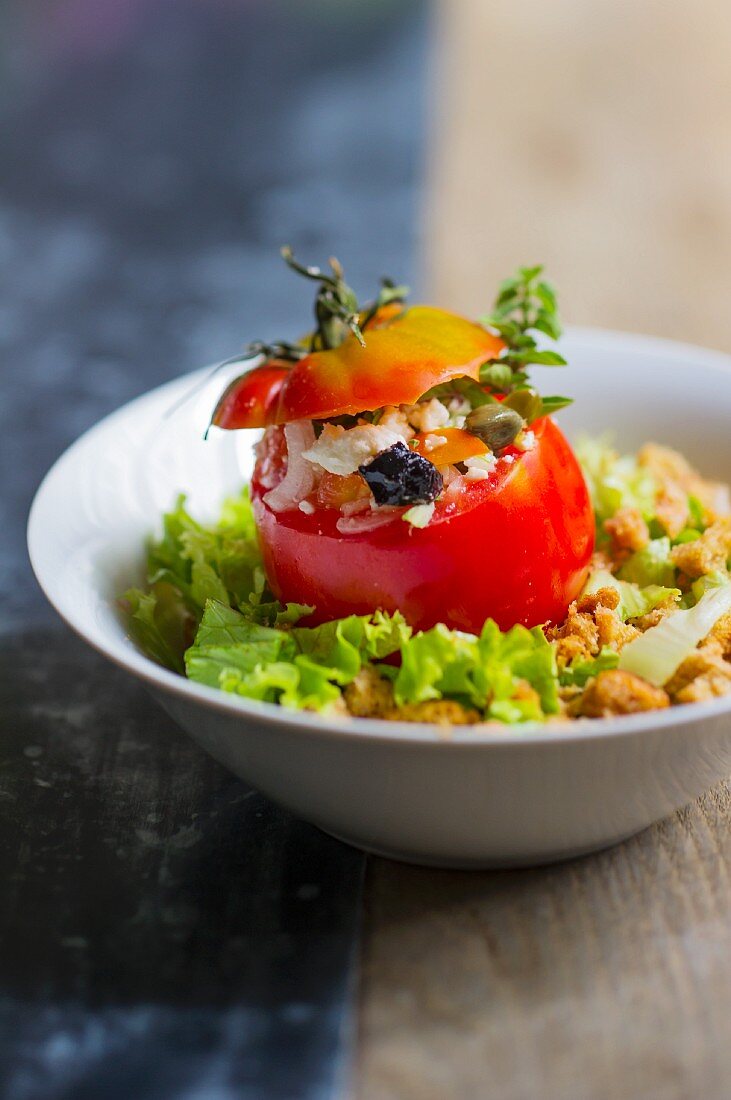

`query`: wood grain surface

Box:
[358,7,731,1095]
[426,0,731,350]
[359,784,731,1100]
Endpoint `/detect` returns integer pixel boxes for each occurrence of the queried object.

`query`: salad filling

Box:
[124,253,731,725]
[124,438,731,723]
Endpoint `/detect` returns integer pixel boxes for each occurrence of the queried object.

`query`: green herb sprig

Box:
[479,264,573,423]
[281,247,408,353]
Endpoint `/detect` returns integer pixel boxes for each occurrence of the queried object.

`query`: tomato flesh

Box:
[212,363,289,430]
[251,418,594,633]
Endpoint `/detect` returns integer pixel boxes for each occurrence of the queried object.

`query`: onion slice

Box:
[263,420,316,512]
[336,508,401,535]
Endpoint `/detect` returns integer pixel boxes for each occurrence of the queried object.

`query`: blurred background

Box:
[4,0,731,1096]
[1,0,427,626]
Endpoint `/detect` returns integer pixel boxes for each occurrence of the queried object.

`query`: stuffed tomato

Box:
[212,251,594,634]
[251,415,592,632]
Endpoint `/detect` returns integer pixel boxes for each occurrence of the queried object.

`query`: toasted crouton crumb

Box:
[637,443,712,513]
[604,507,650,553]
[383,699,481,725]
[665,646,731,699]
[670,518,731,578]
[674,672,731,704]
[343,666,395,718]
[576,587,621,614]
[573,670,669,717]
[709,611,731,657]
[654,482,690,539]
[595,606,640,651]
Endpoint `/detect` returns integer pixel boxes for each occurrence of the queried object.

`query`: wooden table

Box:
[359,790,731,1099]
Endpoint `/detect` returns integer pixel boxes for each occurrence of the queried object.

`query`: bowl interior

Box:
[27,329,731,740]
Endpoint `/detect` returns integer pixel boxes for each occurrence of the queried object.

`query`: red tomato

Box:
[251,418,594,633]
[211,306,503,430]
[212,362,289,430]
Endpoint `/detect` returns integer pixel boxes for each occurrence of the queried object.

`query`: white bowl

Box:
[28,329,731,868]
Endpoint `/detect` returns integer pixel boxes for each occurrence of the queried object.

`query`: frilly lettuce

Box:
[125,489,565,722]
[393,620,559,722]
[185,600,411,712]
[124,490,312,674]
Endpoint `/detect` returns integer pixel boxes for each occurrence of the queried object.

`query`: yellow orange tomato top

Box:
[273,306,503,423]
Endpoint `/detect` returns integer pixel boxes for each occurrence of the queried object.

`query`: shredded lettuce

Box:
[583,568,680,622]
[124,582,191,675]
[181,602,559,722]
[559,646,619,688]
[617,537,677,588]
[576,436,657,525]
[618,580,731,686]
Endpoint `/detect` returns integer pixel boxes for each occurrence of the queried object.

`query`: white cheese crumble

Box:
[302,423,405,476]
[406,398,451,433]
[464,453,497,481]
[379,406,415,439]
[298,500,315,515]
[423,433,448,453]
[514,430,536,452]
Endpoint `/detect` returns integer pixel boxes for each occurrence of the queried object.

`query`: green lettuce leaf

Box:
[393,620,558,722]
[617,537,677,588]
[124,582,192,675]
[185,602,410,713]
[559,646,619,688]
[576,436,657,525]
[129,489,312,671]
[619,579,731,685]
[583,568,680,621]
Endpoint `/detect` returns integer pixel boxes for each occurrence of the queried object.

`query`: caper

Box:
[503,387,543,423]
[465,405,524,451]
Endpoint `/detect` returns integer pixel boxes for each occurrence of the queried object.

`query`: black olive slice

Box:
[359,442,443,506]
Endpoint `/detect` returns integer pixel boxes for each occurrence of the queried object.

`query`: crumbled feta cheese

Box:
[302,423,405,475]
[423,433,448,453]
[447,396,471,417]
[464,453,497,481]
[298,500,315,515]
[379,406,415,440]
[403,502,435,528]
[464,453,497,473]
[514,430,536,452]
[502,453,515,465]
[406,398,451,433]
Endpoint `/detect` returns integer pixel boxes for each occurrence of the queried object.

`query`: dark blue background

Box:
[0,3,426,1096]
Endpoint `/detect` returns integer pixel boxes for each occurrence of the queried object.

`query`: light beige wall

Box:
[427,0,731,348]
